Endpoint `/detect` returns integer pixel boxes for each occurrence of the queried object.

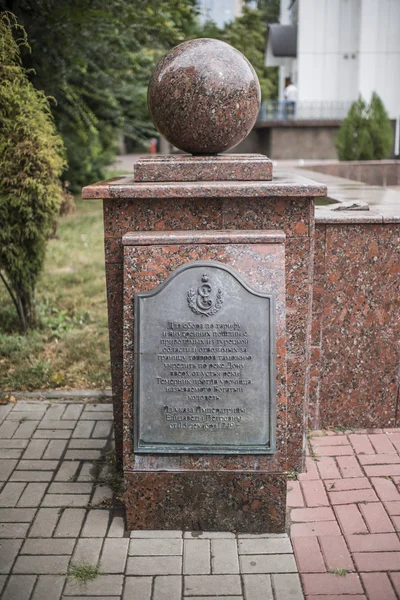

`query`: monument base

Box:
[124,470,286,532]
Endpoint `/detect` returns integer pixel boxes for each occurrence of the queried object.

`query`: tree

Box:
[0,13,66,331]
[336,94,393,161]
[201,6,278,100]
[1,0,199,190]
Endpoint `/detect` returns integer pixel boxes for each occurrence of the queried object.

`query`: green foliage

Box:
[3,0,199,190]
[200,6,277,99]
[67,563,100,584]
[0,13,66,331]
[336,93,393,161]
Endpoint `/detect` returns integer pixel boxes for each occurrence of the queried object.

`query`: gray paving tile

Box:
[272,573,303,600]
[29,508,60,537]
[0,508,35,522]
[0,448,24,459]
[77,463,95,482]
[81,413,112,420]
[71,421,95,439]
[65,450,102,461]
[8,411,45,421]
[211,539,239,574]
[238,538,293,554]
[183,539,210,574]
[0,404,12,423]
[13,421,40,438]
[41,494,90,508]
[81,510,110,537]
[63,405,84,421]
[130,530,182,538]
[10,470,53,482]
[17,482,48,507]
[92,421,113,438]
[100,538,129,573]
[0,439,28,449]
[41,405,66,421]
[91,485,113,506]
[2,575,36,600]
[22,439,49,459]
[153,575,182,600]
[17,460,59,471]
[183,531,236,539]
[0,420,19,438]
[72,538,103,565]
[68,440,107,449]
[49,483,93,495]
[184,575,241,596]
[83,404,113,412]
[122,576,152,600]
[126,556,182,575]
[54,508,86,538]
[54,461,80,482]
[33,429,72,439]
[37,421,77,430]
[107,515,125,538]
[13,554,70,574]
[32,574,65,600]
[0,482,26,506]
[22,538,75,555]
[0,522,29,538]
[44,440,68,460]
[0,539,23,573]
[243,574,273,600]
[0,460,18,481]
[239,554,297,574]
[129,538,182,556]
[63,574,123,596]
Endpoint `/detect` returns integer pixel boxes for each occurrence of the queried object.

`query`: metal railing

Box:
[257,101,352,122]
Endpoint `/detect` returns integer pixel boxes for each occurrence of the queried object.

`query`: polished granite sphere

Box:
[148,39,261,154]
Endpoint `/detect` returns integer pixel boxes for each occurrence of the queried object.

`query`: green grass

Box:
[0,196,111,391]
[67,563,100,583]
[329,568,350,577]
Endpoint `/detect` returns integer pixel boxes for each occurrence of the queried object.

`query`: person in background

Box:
[284,79,297,120]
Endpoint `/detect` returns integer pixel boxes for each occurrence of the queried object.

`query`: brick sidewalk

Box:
[0,402,302,600]
[288,429,400,600]
[1,402,400,599]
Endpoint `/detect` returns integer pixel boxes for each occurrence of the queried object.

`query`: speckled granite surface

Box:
[147,39,261,154]
[122,232,288,531]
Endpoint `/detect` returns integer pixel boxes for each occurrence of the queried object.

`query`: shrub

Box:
[336,93,393,161]
[0,14,66,332]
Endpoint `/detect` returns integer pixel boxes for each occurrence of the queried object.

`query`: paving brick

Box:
[359,502,394,532]
[65,450,102,461]
[324,477,371,491]
[371,477,400,501]
[72,538,103,564]
[361,572,397,600]
[364,464,400,477]
[17,482,47,507]
[32,574,65,600]
[184,531,235,539]
[0,482,26,506]
[238,538,292,554]
[150,575,181,600]
[10,470,52,482]
[54,508,86,537]
[0,420,19,438]
[129,538,182,555]
[63,574,123,596]
[107,514,124,537]
[347,532,400,552]
[0,448,24,459]
[0,538,23,573]
[77,462,94,482]
[14,421,40,438]
[43,440,68,460]
[389,572,400,598]
[384,501,400,515]
[54,461,80,482]
[33,429,72,439]
[22,538,75,554]
[84,404,113,412]
[42,494,90,508]
[306,595,365,600]
[81,412,112,420]
[22,439,48,459]
[100,538,129,573]
[2,575,35,600]
[13,554,70,574]
[301,573,363,595]
[314,445,354,457]
[48,482,92,495]
[183,538,210,574]
[0,439,28,448]
[184,574,241,596]
[131,529,182,538]
[287,481,304,507]
[42,404,66,420]
[0,404,12,423]
[311,435,348,447]
[8,410,45,421]
[348,434,375,455]
[316,457,341,480]
[390,515,400,529]
[273,573,303,600]
[29,508,60,537]
[17,460,59,471]
[71,421,95,438]
[0,507,35,522]
[0,522,29,537]
[334,504,368,534]
[368,434,396,454]
[92,421,113,438]
[63,404,83,421]
[240,554,297,573]
[37,421,76,430]
[290,507,335,522]
[353,551,400,571]
[0,459,17,481]
[328,488,378,505]
[81,509,110,537]
[319,535,353,570]
[298,457,320,481]
[300,480,329,507]
[292,536,325,572]
[243,574,273,600]
[91,485,113,506]
[126,555,182,575]
[122,576,152,600]
[68,439,106,449]
[358,454,400,465]
[336,456,363,478]
[291,521,341,537]
[211,538,239,574]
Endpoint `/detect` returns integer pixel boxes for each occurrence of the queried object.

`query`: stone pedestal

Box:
[82,158,326,532]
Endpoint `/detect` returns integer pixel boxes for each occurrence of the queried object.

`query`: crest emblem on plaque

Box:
[187,273,223,317]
